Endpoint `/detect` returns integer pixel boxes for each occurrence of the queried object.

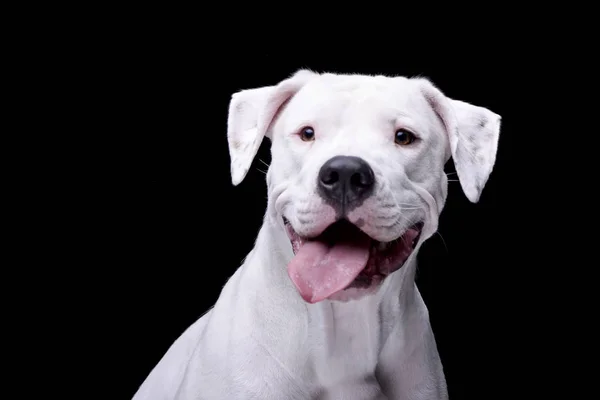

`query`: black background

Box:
[108,42,548,399]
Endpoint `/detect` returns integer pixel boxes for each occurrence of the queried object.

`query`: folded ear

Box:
[418,79,502,203]
[227,69,317,186]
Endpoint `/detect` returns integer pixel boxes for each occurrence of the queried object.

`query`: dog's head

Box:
[227,70,501,303]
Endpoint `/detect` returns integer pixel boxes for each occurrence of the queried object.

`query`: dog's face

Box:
[227,70,501,303]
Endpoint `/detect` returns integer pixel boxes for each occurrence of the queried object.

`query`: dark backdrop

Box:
[112,47,534,400]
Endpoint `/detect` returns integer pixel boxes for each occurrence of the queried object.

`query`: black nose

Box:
[318,156,375,210]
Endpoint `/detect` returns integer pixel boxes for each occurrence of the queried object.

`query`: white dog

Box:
[133,70,501,399]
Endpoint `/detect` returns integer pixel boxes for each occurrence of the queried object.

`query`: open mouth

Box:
[283,217,423,303]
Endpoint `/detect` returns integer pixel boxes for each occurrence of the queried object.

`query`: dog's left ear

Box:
[418,79,502,203]
[227,69,317,186]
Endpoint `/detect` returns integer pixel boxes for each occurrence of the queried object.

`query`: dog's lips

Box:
[283,217,305,255]
[283,217,422,303]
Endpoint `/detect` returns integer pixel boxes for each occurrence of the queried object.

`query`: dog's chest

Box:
[308,301,384,392]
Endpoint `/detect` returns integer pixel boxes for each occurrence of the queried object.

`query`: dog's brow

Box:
[390,111,410,124]
[388,112,423,133]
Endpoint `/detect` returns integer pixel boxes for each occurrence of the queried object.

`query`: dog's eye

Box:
[394,129,416,146]
[299,126,315,142]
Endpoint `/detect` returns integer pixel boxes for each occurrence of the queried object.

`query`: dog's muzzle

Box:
[281,156,424,304]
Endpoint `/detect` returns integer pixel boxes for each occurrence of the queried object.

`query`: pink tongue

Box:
[287,235,371,303]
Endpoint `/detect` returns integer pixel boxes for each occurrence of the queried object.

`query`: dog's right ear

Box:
[227,70,317,186]
[417,78,502,203]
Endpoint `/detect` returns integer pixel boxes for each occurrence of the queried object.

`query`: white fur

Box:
[132,71,501,399]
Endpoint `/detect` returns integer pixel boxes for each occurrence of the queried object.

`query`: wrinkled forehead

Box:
[284,74,435,129]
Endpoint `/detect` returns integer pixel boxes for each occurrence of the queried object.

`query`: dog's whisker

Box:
[258,158,270,168]
[256,168,268,175]
[435,231,449,253]
[399,213,419,226]
[375,216,403,229]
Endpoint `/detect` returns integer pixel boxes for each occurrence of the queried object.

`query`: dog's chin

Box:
[283,217,423,303]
